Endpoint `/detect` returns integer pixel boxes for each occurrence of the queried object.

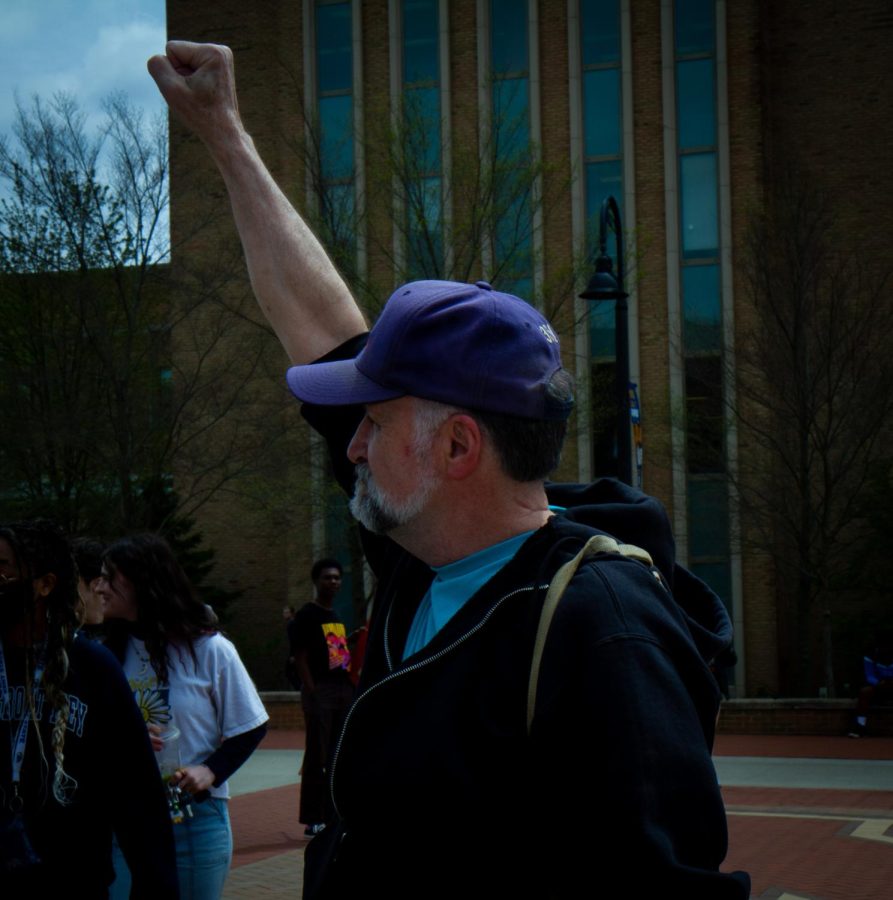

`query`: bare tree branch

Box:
[727,170,893,694]
[0,92,290,538]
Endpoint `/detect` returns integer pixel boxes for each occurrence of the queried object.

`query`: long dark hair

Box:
[0,520,80,804]
[103,534,218,685]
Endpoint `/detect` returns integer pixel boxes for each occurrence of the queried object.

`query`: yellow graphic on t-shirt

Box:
[322,622,351,671]
[135,687,171,724]
[127,673,171,725]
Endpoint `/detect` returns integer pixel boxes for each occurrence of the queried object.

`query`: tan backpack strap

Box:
[526,535,653,734]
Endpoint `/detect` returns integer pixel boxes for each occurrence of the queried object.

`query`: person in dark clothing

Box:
[0,520,178,898]
[849,639,893,737]
[148,41,750,899]
[289,559,354,835]
[296,333,748,899]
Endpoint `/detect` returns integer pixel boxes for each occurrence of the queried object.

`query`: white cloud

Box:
[0,1,165,140]
[80,20,168,116]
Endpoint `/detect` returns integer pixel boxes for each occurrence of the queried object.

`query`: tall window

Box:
[315,1,356,267]
[401,0,443,278]
[581,0,623,475]
[489,0,533,299]
[675,0,731,608]
[313,1,359,583]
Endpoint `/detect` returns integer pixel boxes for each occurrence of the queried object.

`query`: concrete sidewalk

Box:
[223,731,893,899]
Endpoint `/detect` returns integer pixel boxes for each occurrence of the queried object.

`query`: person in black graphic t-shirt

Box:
[289,558,354,835]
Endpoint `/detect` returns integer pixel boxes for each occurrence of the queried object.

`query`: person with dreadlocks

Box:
[98,533,268,900]
[0,520,178,896]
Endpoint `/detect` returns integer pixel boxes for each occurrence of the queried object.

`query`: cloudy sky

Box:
[0,0,166,140]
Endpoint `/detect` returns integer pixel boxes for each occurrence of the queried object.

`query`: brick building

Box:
[166,0,893,694]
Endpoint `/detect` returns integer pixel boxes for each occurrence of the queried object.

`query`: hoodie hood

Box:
[547,478,676,581]
[546,477,733,665]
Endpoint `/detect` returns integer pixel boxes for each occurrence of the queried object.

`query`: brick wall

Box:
[165,1,891,697]
[718,699,893,736]
[260,693,893,737]
[261,692,306,730]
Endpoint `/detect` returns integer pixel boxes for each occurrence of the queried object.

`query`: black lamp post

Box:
[579,195,632,485]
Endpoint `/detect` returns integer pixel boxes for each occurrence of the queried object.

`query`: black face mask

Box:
[0,578,33,630]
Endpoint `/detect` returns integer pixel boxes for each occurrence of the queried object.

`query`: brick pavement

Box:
[229,784,306,869]
[714,734,893,761]
[224,850,304,897]
[718,735,893,900]
[223,731,893,899]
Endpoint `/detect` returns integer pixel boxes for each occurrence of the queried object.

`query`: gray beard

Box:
[349,462,437,535]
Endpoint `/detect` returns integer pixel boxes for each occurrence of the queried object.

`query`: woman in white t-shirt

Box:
[97,534,269,900]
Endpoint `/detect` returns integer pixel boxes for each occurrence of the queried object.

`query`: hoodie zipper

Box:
[328,582,548,819]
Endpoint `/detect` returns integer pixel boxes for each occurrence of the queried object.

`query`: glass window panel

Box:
[419,176,442,230]
[687,477,729,558]
[677,58,716,149]
[321,181,356,251]
[493,179,532,300]
[585,160,623,220]
[407,176,443,278]
[403,86,441,174]
[491,0,528,75]
[581,0,620,66]
[690,560,731,611]
[682,264,721,353]
[316,2,352,93]
[589,300,616,360]
[319,95,354,181]
[680,152,718,258]
[675,0,715,56]
[685,355,724,473]
[585,159,622,252]
[495,189,531,267]
[492,77,530,157]
[325,181,355,221]
[583,68,621,158]
[403,0,439,84]
[500,275,533,301]
[591,359,618,476]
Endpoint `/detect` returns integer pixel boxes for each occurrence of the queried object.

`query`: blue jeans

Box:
[111,797,232,900]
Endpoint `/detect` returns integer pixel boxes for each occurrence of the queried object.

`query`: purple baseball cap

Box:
[286,280,572,420]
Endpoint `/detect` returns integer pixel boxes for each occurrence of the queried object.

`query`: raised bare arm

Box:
[147,41,367,364]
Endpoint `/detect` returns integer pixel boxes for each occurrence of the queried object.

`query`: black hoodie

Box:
[300,336,749,899]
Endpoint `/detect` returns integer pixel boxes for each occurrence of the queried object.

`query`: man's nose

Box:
[347,416,370,464]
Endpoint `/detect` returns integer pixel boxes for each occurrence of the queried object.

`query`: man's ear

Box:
[442,414,483,479]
